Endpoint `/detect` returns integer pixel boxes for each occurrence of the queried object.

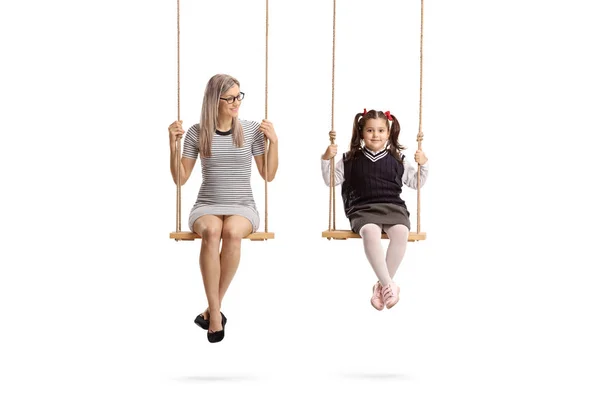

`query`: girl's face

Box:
[362,118,390,152]
[218,84,242,121]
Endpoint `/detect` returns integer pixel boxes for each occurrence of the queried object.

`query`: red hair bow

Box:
[363,108,367,116]
[384,111,392,121]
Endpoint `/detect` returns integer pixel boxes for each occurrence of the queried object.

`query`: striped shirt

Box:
[183,119,265,209]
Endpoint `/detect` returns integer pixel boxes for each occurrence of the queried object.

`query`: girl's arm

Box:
[321,157,345,186]
[402,150,429,189]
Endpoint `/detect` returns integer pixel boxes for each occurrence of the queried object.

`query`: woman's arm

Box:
[170,153,196,185]
[253,120,279,182]
[169,121,197,185]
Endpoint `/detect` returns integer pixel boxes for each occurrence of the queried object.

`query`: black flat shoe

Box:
[207,312,227,343]
[195,311,227,331]
[194,313,210,330]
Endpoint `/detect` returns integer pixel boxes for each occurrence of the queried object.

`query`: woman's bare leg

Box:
[193,215,224,331]
[219,216,252,304]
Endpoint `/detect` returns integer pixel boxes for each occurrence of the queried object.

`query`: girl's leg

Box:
[383,224,409,279]
[193,215,224,330]
[359,224,392,286]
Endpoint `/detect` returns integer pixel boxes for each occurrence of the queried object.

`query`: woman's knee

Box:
[194,223,222,244]
[221,226,245,242]
[221,216,252,242]
[202,225,223,241]
[193,216,223,242]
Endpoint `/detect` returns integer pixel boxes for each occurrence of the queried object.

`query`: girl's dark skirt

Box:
[348,203,411,234]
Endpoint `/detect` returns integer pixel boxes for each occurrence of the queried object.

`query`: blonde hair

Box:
[198,74,244,158]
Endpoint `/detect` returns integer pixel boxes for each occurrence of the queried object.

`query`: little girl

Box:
[321,109,429,310]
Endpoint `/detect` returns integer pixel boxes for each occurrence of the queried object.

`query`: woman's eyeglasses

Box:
[219,92,245,104]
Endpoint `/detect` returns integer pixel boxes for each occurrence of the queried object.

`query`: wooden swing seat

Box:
[320,2,429,245]
[322,230,426,241]
[170,231,275,241]
[170,3,274,244]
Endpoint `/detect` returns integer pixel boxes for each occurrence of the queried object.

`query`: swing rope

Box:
[417,0,424,233]
[176,0,181,233]
[328,0,337,232]
[264,0,269,233]
[172,0,271,239]
[325,0,426,239]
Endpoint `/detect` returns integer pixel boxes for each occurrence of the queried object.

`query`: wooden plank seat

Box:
[322,230,426,241]
[170,231,275,241]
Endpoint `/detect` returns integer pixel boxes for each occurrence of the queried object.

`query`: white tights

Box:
[359,223,409,285]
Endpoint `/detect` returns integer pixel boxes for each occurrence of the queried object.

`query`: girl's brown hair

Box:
[347,109,406,161]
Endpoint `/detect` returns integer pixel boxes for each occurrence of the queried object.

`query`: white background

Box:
[1,0,599,399]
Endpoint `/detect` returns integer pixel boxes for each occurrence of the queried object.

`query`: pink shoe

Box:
[381,282,400,309]
[371,282,384,311]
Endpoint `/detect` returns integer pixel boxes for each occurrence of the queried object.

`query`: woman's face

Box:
[362,117,390,152]
[218,84,242,121]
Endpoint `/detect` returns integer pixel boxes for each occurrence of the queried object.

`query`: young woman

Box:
[169,74,279,342]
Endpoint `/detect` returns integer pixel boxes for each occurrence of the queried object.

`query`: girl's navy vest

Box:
[341,150,406,217]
